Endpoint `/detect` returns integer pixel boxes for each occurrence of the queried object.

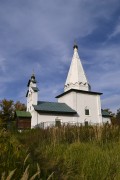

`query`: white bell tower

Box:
[26,73,39,112]
[64,43,91,92]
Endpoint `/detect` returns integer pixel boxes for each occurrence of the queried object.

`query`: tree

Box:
[0,99,14,122]
[103,108,114,116]
[116,108,120,125]
[104,108,120,125]
[0,99,26,128]
[14,101,26,111]
[102,109,117,125]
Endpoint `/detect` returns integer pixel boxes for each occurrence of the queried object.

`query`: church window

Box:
[85,121,88,126]
[55,119,61,127]
[55,120,61,127]
[85,109,89,115]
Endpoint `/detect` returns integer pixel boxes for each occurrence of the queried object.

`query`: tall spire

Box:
[64,43,90,92]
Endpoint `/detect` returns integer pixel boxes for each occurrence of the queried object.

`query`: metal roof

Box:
[32,87,39,92]
[102,109,112,117]
[33,101,77,114]
[16,111,31,118]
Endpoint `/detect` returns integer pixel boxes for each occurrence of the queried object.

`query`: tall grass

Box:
[0,125,120,179]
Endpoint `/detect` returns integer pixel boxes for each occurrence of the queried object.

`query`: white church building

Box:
[16,44,111,129]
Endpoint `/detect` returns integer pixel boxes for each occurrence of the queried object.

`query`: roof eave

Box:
[102,115,112,117]
[35,109,77,115]
[56,89,103,98]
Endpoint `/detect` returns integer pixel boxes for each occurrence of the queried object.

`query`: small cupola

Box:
[73,42,78,50]
[27,73,37,87]
[31,74,36,83]
[26,73,39,111]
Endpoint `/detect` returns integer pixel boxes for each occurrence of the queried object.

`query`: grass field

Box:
[0,125,120,179]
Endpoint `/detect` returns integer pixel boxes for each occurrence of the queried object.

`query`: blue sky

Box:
[0,0,120,113]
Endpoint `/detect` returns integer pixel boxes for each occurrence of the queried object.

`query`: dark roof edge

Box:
[26,90,29,97]
[102,115,112,117]
[27,80,31,87]
[35,109,77,115]
[32,87,39,92]
[56,89,102,98]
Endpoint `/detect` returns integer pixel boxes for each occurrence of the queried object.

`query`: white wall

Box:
[102,117,111,124]
[58,91,102,125]
[27,87,38,112]
[31,110,78,128]
[58,91,76,109]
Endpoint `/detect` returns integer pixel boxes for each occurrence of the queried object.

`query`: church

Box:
[16,44,111,129]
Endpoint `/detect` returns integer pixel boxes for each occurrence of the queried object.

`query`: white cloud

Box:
[85,44,120,89]
[0,0,119,54]
[108,23,120,39]
[0,0,120,112]
[102,94,120,113]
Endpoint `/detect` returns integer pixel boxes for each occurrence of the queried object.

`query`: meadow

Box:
[0,125,120,179]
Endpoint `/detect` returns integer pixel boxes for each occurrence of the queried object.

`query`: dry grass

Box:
[0,125,120,179]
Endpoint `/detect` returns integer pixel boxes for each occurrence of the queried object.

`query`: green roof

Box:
[102,110,112,117]
[32,87,39,92]
[16,111,31,118]
[33,101,77,114]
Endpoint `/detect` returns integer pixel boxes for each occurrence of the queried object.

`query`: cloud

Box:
[0,56,6,72]
[0,0,120,112]
[0,0,119,54]
[108,22,120,39]
[102,94,120,113]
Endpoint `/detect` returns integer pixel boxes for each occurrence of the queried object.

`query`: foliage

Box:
[116,108,120,125]
[0,99,14,122]
[103,108,120,125]
[0,100,119,178]
[0,99,26,128]
[0,125,120,179]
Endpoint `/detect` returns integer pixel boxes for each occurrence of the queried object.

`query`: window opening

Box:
[55,119,61,127]
[85,109,89,115]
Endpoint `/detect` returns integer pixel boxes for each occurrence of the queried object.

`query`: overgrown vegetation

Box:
[0,99,120,179]
[0,99,26,128]
[0,125,120,179]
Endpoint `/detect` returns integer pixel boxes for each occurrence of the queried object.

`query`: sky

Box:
[0,0,120,113]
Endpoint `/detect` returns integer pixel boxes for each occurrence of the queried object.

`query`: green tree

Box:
[103,108,114,116]
[0,99,26,128]
[0,99,14,122]
[14,101,26,111]
[116,108,120,125]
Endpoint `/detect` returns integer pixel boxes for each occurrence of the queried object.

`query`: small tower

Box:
[26,73,39,112]
[64,43,90,92]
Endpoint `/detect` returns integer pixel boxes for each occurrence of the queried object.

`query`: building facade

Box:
[17,44,111,129]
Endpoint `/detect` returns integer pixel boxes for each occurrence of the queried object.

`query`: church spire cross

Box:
[73,40,78,50]
[64,43,90,92]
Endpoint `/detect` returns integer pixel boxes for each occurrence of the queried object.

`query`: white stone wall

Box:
[102,117,111,124]
[31,111,77,128]
[27,87,38,112]
[58,91,102,125]
[58,91,75,110]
